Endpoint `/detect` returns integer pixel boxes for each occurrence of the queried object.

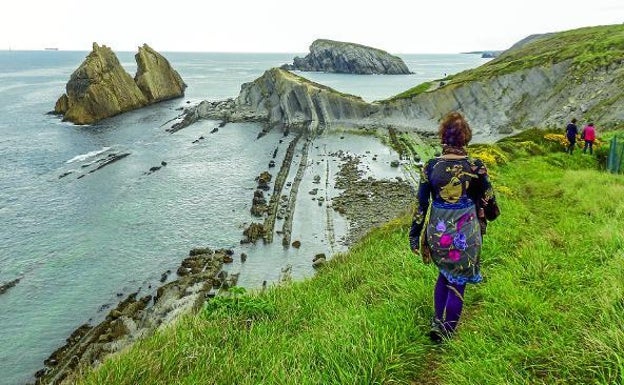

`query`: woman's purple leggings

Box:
[434,273,466,332]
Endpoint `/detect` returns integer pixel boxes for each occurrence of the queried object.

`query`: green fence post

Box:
[607,136,617,173]
[617,138,624,173]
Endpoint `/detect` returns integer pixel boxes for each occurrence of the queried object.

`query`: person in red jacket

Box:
[581,123,596,154]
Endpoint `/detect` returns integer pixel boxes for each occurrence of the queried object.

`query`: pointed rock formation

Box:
[135,44,187,103]
[54,43,148,125]
[284,39,412,75]
[54,43,186,125]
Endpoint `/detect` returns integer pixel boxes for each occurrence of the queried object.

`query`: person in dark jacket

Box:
[565,118,578,154]
[409,111,498,342]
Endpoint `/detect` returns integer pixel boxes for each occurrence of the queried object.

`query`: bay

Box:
[0,50,489,384]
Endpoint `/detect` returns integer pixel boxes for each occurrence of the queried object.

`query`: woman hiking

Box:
[409,111,498,342]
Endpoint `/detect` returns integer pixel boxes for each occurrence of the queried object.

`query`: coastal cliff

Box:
[382,24,624,136]
[54,43,186,125]
[283,39,412,75]
[176,24,624,139]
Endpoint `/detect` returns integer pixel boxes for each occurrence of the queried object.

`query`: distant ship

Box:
[44,47,59,51]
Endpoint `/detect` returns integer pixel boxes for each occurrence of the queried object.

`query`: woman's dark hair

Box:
[439,112,472,147]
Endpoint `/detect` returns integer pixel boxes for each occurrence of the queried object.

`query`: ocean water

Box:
[0,50,489,385]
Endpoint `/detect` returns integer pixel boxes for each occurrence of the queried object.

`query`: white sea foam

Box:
[65,147,111,164]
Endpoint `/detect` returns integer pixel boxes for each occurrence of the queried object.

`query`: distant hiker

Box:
[581,122,596,154]
[565,118,578,154]
[409,111,499,343]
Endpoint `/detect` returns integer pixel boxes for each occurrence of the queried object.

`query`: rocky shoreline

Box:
[32,248,239,385]
[332,152,416,245]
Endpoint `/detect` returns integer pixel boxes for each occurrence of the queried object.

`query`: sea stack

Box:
[54,43,186,125]
[54,43,148,124]
[134,44,187,103]
[284,39,412,75]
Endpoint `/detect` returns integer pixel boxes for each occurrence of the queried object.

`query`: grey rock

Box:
[286,39,412,75]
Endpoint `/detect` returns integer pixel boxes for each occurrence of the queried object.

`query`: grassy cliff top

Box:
[70,128,624,385]
[392,23,624,100]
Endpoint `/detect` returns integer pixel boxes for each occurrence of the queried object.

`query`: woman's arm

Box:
[409,163,432,250]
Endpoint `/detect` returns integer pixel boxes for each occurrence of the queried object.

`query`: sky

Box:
[2,0,623,54]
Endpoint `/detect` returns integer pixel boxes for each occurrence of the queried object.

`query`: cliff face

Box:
[379,24,624,137]
[286,39,412,75]
[54,43,148,125]
[378,59,624,137]
[134,44,187,103]
[377,61,574,136]
[55,43,186,125]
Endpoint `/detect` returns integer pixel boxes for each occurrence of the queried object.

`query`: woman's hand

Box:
[421,244,432,264]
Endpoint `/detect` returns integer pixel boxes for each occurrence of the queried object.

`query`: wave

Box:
[65,147,111,164]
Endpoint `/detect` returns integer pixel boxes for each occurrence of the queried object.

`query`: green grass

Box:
[72,131,624,385]
[390,81,434,100]
[391,24,624,100]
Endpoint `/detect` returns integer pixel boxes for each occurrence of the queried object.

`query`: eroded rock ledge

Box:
[171,68,378,134]
[33,248,238,385]
[54,43,186,125]
[283,39,412,75]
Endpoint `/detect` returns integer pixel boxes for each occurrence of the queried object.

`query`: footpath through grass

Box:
[74,130,624,385]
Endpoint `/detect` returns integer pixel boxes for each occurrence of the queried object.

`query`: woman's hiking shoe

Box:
[428,318,453,343]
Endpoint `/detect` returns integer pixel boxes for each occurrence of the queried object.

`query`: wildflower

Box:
[449,249,461,261]
[436,220,446,232]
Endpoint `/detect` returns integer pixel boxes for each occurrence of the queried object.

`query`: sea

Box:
[0,50,490,385]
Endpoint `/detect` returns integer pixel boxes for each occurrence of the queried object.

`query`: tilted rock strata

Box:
[236,68,377,131]
[54,43,148,125]
[55,43,185,125]
[34,249,237,385]
[135,44,187,102]
[285,39,412,75]
[175,68,378,133]
[376,59,624,136]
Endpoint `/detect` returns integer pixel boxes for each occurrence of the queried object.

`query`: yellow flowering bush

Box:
[468,144,509,166]
[544,133,568,148]
[543,133,602,149]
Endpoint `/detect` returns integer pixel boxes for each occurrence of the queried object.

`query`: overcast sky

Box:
[2,0,622,53]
